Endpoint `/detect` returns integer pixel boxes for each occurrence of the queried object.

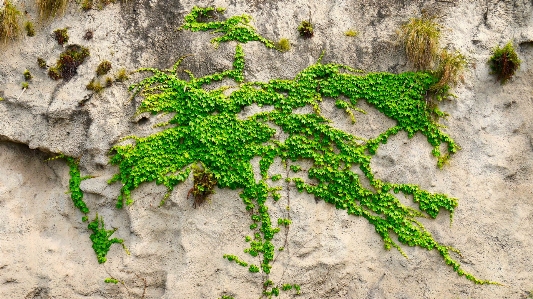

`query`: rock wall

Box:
[1,0,533,298]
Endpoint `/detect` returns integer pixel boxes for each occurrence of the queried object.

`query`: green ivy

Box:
[106,6,497,296]
[88,213,126,264]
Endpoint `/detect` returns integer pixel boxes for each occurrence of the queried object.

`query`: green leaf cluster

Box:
[88,214,124,264]
[106,7,498,295]
[488,41,521,84]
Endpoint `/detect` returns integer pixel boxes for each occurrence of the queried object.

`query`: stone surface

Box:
[1,0,533,298]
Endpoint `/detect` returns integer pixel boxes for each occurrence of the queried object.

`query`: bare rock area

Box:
[1,0,533,298]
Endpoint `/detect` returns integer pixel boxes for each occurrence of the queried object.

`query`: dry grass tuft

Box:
[0,1,22,44]
[399,16,441,70]
[36,0,69,20]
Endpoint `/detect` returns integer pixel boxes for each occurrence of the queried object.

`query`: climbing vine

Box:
[104,6,496,297]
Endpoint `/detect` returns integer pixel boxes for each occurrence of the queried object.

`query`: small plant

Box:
[187,163,217,208]
[83,29,93,40]
[24,21,35,37]
[297,20,313,38]
[37,57,47,69]
[81,0,93,11]
[275,38,290,52]
[488,41,521,84]
[0,97,4,101]
[86,79,103,93]
[430,49,467,100]
[48,44,90,81]
[36,0,69,20]
[105,76,113,87]
[21,81,29,89]
[115,68,128,82]
[53,28,69,45]
[345,29,357,37]
[104,278,119,284]
[399,15,441,70]
[0,0,22,43]
[23,69,32,80]
[96,60,112,76]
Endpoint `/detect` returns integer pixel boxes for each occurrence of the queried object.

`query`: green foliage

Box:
[223,254,248,267]
[277,218,291,227]
[24,21,35,37]
[297,20,313,38]
[218,296,235,299]
[37,0,69,20]
[275,38,290,52]
[21,81,29,89]
[88,213,124,263]
[53,28,69,45]
[48,44,90,81]
[37,57,47,69]
[23,69,32,81]
[104,277,119,284]
[0,0,22,44]
[96,60,112,76]
[488,42,521,84]
[105,7,497,295]
[399,16,441,70]
[180,6,276,49]
[49,155,90,214]
[345,29,357,37]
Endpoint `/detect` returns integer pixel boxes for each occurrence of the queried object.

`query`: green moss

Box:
[96,60,112,76]
[297,20,313,38]
[345,29,357,37]
[105,76,113,87]
[399,16,441,70]
[81,0,93,11]
[488,41,521,84]
[37,57,47,69]
[0,0,22,44]
[21,81,29,89]
[24,21,35,37]
[86,79,103,93]
[275,38,290,52]
[53,27,69,45]
[23,69,32,81]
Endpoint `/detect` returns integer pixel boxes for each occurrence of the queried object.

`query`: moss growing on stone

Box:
[488,42,521,84]
[275,38,291,52]
[37,57,47,69]
[48,44,90,81]
[53,27,69,45]
[96,60,112,76]
[297,20,313,38]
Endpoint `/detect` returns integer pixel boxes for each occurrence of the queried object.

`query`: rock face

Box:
[1,0,533,298]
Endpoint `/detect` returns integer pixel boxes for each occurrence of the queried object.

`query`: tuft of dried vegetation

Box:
[36,0,69,20]
[399,15,441,70]
[86,78,103,93]
[431,49,467,99]
[83,29,93,40]
[0,1,22,44]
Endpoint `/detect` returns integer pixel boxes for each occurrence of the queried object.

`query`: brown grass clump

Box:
[36,0,69,20]
[431,49,467,94]
[399,16,441,70]
[0,1,22,44]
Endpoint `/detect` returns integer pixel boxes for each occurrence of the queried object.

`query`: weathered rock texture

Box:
[1,0,533,298]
